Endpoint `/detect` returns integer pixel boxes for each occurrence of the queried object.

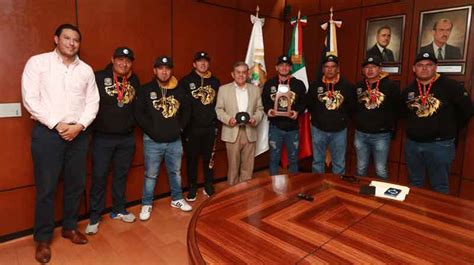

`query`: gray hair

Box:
[232,61,249,71]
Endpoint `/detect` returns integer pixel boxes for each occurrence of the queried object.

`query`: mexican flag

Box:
[281,13,312,167]
[244,14,269,156]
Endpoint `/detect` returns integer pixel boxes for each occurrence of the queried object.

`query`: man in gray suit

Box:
[420,18,462,60]
[215,61,264,185]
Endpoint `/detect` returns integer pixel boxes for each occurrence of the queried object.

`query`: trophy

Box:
[273,84,292,116]
[235,112,250,125]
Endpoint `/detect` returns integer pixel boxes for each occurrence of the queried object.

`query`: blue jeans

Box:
[268,125,299,176]
[405,138,455,194]
[354,130,391,179]
[311,126,347,174]
[142,134,184,204]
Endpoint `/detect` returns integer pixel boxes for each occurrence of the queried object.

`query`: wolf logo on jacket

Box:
[153,95,180,118]
[104,80,136,104]
[191,84,216,105]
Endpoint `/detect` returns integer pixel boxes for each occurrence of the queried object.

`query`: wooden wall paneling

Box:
[200,0,285,18]
[298,13,325,83]
[449,174,461,197]
[260,15,286,77]
[362,0,400,7]
[285,0,320,16]
[173,0,246,83]
[463,120,474,180]
[320,0,361,13]
[77,0,173,85]
[0,187,35,236]
[0,182,88,237]
[459,178,474,200]
[0,0,76,190]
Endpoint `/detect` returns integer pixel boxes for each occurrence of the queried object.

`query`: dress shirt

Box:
[22,50,99,129]
[432,43,445,59]
[376,43,386,54]
[234,82,248,112]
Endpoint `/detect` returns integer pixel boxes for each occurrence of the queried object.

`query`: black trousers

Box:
[31,124,89,242]
[185,127,216,193]
[89,133,135,224]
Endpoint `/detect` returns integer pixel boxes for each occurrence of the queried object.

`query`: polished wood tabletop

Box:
[187,173,474,264]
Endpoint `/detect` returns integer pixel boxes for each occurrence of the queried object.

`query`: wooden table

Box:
[187,174,474,264]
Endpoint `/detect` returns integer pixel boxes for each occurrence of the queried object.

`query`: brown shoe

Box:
[35,241,51,264]
[61,229,88,244]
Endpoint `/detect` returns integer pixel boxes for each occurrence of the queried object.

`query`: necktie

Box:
[382,49,388,61]
[437,47,444,60]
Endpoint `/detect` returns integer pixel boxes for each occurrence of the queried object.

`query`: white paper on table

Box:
[369,181,410,201]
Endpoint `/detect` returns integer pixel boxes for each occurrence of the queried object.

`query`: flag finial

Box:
[330,7,333,21]
[298,10,301,20]
[256,5,260,18]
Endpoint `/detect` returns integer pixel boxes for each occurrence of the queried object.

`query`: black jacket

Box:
[262,76,307,131]
[135,78,191,143]
[92,64,140,135]
[402,74,472,142]
[354,74,400,133]
[179,70,220,133]
[306,76,356,132]
[419,43,462,60]
[366,44,395,62]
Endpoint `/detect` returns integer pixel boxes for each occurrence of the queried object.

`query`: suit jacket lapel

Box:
[246,85,253,113]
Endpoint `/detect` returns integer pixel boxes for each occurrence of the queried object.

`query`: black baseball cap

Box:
[415,52,438,64]
[194,51,210,61]
[276,55,292,65]
[362,56,382,67]
[154,56,173,68]
[113,47,134,61]
[322,55,339,65]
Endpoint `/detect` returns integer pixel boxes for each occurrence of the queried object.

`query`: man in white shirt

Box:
[22,23,99,264]
[215,61,264,185]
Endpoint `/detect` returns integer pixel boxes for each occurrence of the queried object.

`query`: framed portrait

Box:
[365,15,406,67]
[418,5,472,63]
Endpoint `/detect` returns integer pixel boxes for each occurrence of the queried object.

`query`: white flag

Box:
[245,14,269,156]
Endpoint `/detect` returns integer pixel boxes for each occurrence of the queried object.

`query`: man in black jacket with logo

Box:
[306,55,355,174]
[180,51,220,201]
[262,55,306,176]
[135,56,192,221]
[354,56,400,180]
[86,47,140,235]
[403,52,472,194]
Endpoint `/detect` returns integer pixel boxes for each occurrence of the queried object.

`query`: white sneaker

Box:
[110,212,136,223]
[170,199,192,212]
[85,222,99,235]
[139,205,153,221]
